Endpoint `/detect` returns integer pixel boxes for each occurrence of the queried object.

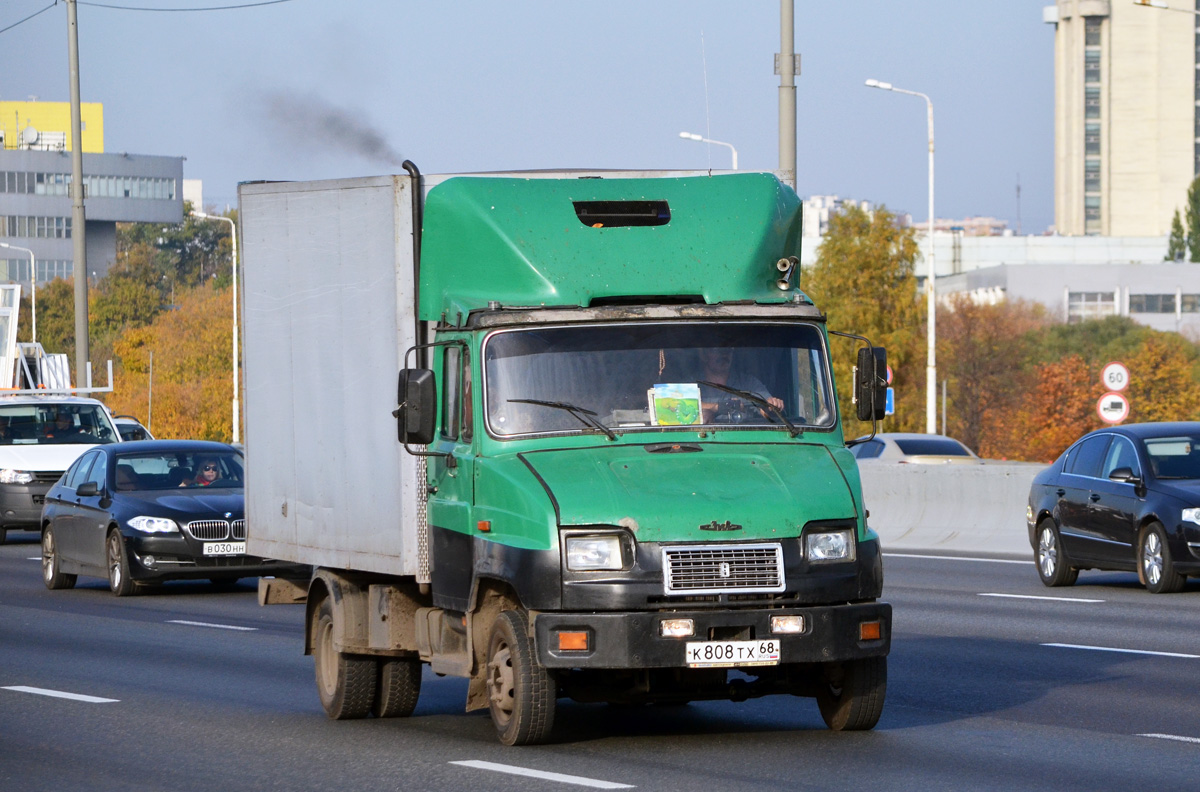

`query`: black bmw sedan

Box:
[1028,422,1200,593]
[40,439,304,595]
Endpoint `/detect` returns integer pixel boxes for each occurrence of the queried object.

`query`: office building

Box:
[0,100,183,285]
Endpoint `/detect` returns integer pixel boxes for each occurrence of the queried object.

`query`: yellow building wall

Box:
[0,101,104,153]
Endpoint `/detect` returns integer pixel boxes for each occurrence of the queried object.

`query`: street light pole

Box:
[192,211,240,444]
[66,0,89,386]
[678,132,739,169]
[865,78,937,434]
[0,243,36,342]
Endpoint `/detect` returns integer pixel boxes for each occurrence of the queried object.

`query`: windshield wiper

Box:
[698,381,801,438]
[507,399,618,441]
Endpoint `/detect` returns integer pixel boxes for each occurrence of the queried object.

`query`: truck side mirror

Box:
[396,369,437,446]
[855,346,887,422]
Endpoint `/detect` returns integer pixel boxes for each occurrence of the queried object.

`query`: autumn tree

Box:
[107,283,234,441]
[1019,355,1099,462]
[936,296,1048,456]
[1188,176,1200,262]
[804,205,924,436]
[1126,334,1200,422]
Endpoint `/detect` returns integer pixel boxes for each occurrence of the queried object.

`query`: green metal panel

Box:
[419,173,802,321]
[517,441,858,543]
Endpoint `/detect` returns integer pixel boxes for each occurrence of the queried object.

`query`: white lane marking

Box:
[884,552,1027,565]
[167,620,257,632]
[450,760,635,789]
[1043,643,1200,659]
[979,592,1105,603]
[3,686,119,703]
[1140,733,1200,745]
[27,557,40,561]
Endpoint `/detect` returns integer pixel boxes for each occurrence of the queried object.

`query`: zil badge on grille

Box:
[719,562,731,578]
[700,520,742,532]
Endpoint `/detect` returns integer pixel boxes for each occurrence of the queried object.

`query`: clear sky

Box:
[1,1,1056,232]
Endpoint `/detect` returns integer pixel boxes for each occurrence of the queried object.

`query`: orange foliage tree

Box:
[1126,334,1200,423]
[106,284,235,441]
[1017,355,1100,463]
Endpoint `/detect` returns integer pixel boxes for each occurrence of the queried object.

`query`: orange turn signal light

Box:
[477,520,491,533]
[859,621,882,641]
[557,631,589,651]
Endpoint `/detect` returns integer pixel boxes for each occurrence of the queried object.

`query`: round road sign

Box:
[1101,361,1129,392]
[1097,391,1130,424]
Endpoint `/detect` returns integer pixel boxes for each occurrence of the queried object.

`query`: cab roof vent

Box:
[573,200,670,228]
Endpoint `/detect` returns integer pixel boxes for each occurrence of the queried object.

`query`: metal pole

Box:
[192,212,239,443]
[148,349,153,433]
[779,0,796,191]
[925,95,937,435]
[66,0,89,383]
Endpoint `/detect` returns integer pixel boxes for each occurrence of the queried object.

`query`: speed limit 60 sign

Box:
[1101,362,1129,392]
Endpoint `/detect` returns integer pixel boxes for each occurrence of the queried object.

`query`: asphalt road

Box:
[2,531,1199,792]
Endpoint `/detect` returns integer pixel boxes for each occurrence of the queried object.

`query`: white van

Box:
[0,394,120,544]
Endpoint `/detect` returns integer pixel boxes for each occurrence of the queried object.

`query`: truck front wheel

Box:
[312,596,376,719]
[486,610,556,745]
[816,656,887,731]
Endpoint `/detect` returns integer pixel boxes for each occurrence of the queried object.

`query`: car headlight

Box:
[128,516,180,534]
[1182,508,1200,526]
[565,534,625,571]
[806,529,856,563]
[0,469,35,485]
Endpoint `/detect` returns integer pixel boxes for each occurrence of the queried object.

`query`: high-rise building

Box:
[1045,1,1196,236]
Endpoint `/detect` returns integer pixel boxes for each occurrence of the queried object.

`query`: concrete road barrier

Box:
[858,462,1048,557]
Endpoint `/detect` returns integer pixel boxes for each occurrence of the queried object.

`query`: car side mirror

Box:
[396,368,437,446]
[855,346,888,422]
[1108,467,1142,485]
[76,481,100,497]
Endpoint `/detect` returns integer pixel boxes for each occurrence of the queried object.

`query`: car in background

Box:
[849,432,981,464]
[112,415,154,442]
[40,439,305,595]
[0,395,121,545]
[1028,422,1200,593]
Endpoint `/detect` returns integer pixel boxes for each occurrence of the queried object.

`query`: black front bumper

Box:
[0,481,52,529]
[533,601,890,669]
[123,533,308,582]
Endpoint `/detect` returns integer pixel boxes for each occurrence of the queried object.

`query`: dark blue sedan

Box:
[39,440,304,595]
[1028,422,1200,593]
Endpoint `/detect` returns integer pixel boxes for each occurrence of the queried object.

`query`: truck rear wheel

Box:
[486,610,556,745]
[372,657,421,718]
[816,656,886,731]
[312,596,376,719]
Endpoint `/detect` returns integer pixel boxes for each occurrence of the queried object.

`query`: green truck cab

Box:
[241,169,889,745]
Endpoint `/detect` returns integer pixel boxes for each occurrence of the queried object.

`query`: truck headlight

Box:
[1182,508,1200,526]
[806,529,855,563]
[128,516,180,534]
[565,534,625,571]
[0,469,35,485]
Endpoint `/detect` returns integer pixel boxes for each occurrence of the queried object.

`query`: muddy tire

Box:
[486,610,556,745]
[311,596,376,719]
[816,656,887,731]
[372,657,422,718]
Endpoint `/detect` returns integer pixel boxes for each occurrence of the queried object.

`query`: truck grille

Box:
[661,542,786,595]
[185,520,231,541]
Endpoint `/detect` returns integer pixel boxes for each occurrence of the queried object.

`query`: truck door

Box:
[426,343,476,610]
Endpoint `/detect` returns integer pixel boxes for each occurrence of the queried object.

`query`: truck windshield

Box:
[484,322,835,438]
[0,403,118,446]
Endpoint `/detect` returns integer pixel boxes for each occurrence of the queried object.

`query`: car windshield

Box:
[894,438,972,457]
[114,450,244,491]
[0,403,118,446]
[1144,435,1200,479]
[483,322,835,437]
